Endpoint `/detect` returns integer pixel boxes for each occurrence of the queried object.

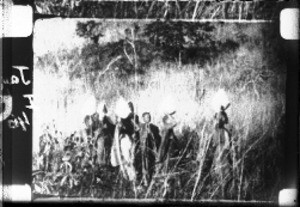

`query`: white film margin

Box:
[280,8,299,40]
[279,189,298,207]
[1,184,31,202]
[1,5,33,38]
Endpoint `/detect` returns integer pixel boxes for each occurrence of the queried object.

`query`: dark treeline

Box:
[75,20,284,80]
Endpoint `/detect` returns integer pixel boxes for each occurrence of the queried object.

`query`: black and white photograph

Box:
[31,0,289,202]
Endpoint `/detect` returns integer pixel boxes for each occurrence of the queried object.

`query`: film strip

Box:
[0,0,299,206]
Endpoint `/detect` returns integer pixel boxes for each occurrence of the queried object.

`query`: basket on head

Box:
[115,98,131,119]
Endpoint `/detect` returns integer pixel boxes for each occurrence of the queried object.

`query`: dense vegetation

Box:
[34,0,279,21]
[33,20,286,201]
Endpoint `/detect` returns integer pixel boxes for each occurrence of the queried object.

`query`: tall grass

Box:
[33,30,285,200]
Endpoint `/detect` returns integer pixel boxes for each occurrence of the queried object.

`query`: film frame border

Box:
[1,0,299,206]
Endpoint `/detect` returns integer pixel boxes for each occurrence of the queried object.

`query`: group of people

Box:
[82,101,179,187]
[37,98,233,195]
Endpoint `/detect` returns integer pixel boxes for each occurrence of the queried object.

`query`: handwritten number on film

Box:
[1,66,33,131]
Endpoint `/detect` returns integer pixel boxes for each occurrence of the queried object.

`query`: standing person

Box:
[111,116,136,180]
[96,104,115,166]
[213,103,233,199]
[91,112,102,138]
[110,99,137,181]
[139,112,161,186]
[101,104,115,138]
[82,115,93,143]
[214,103,231,148]
[120,102,141,181]
[84,115,93,135]
[157,111,179,173]
[124,102,140,141]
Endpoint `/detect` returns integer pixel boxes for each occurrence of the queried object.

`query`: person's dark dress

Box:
[120,112,141,180]
[102,115,115,138]
[96,115,115,166]
[120,113,139,140]
[139,123,161,185]
[157,115,179,172]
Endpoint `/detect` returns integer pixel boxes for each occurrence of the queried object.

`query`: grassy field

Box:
[33,22,286,201]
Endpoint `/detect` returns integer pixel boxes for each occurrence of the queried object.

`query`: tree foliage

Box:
[143,20,219,63]
[76,21,104,44]
[75,20,241,78]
